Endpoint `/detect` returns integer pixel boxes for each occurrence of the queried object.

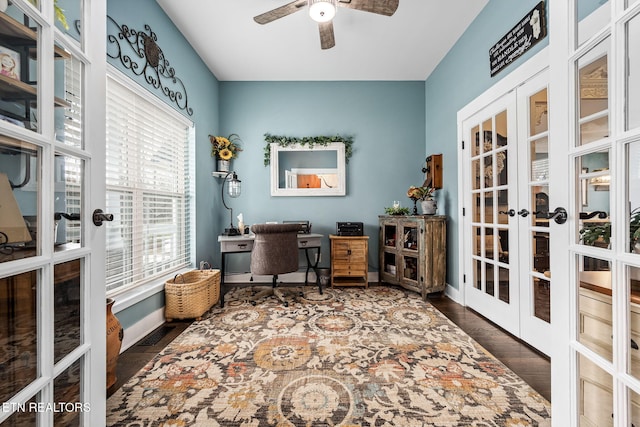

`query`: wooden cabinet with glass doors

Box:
[378,215,446,299]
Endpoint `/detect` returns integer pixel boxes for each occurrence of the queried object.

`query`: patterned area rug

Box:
[107,286,551,426]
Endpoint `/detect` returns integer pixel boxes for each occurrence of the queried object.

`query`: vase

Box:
[420,200,437,215]
[217,159,230,172]
[106,298,123,389]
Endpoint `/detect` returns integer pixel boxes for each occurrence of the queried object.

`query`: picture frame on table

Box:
[0,45,20,81]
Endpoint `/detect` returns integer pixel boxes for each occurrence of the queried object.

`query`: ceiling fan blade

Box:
[318,21,336,50]
[254,0,307,24]
[337,0,399,16]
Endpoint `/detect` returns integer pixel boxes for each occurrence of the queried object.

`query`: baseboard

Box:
[120,307,166,353]
[444,283,463,304]
[223,271,380,284]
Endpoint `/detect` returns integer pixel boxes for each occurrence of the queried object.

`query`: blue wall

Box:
[217,81,426,273]
[105,0,609,326]
[107,0,219,327]
[424,0,549,289]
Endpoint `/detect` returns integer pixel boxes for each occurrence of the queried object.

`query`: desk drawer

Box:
[220,240,254,252]
[298,236,321,248]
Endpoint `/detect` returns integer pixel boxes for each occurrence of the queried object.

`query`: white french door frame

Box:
[457,49,549,305]
[550,1,640,426]
[458,50,562,359]
[515,69,553,355]
[0,1,107,425]
[460,90,521,337]
[85,0,108,423]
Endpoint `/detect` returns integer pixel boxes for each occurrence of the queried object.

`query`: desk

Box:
[218,233,323,307]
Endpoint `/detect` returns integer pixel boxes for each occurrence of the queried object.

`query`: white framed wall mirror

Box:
[270,142,346,196]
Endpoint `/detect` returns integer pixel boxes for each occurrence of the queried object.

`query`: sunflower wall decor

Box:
[210,134,242,161]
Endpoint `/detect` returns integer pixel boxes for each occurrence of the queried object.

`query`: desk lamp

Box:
[222,171,241,236]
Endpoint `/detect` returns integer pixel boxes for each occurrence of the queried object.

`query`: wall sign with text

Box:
[489,1,547,77]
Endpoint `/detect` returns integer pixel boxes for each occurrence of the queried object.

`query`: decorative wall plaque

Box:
[107,16,193,116]
[489,1,547,77]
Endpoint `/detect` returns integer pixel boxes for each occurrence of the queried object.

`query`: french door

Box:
[0,1,106,425]
[461,69,553,356]
[554,0,640,425]
[462,91,521,337]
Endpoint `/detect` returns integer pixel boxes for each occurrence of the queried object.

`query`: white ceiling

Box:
[156,0,488,82]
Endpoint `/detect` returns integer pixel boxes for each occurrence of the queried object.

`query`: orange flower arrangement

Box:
[407,185,435,201]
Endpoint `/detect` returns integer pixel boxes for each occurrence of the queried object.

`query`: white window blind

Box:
[105,73,193,294]
[59,55,83,244]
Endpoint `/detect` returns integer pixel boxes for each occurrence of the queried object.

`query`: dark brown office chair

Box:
[249,223,303,306]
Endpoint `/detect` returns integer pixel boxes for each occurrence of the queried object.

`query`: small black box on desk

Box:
[336,222,363,236]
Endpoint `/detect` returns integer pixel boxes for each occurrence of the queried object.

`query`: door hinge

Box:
[462,207,466,216]
[462,140,465,150]
[463,274,466,283]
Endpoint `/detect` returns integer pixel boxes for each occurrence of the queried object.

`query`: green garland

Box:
[263,133,354,166]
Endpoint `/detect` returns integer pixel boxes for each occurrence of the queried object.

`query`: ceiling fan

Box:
[254,0,399,50]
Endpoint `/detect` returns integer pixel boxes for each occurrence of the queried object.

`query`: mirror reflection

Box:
[270,142,346,196]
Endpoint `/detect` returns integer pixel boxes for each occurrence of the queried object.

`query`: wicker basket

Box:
[164,269,220,321]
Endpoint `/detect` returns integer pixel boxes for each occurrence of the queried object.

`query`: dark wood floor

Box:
[107,320,191,397]
[108,293,551,402]
[428,293,551,401]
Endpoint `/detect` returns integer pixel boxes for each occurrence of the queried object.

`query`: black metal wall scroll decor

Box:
[107,16,193,116]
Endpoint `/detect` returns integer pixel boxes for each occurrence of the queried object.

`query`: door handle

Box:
[54,212,81,221]
[579,211,608,220]
[537,207,568,225]
[499,209,516,217]
[517,209,530,217]
[93,209,114,226]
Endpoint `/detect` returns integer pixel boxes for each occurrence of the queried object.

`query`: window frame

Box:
[105,66,195,297]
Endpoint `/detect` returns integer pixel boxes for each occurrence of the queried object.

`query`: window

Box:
[105,70,194,295]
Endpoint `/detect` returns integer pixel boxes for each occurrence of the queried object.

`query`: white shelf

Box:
[212,171,233,178]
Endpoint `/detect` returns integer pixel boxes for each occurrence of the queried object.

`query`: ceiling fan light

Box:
[309,0,336,23]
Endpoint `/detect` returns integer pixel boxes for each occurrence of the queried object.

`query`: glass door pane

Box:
[577,40,610,146]
[629,266,640,378]
[54,260,82,364]
[628,141,640,254]
[577,0,610,47]
[0,270,38,402]
[578,255,613,362]
[627,12,640,131]
[54,358,83,426]
[0,4,41,132]
[54,154,84,249]
[0,137,41,261]
[399,220,420,290]
[381,221,398,280]
[577,150,611,248]
[579,354,614,426]
[55,44,83,149]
